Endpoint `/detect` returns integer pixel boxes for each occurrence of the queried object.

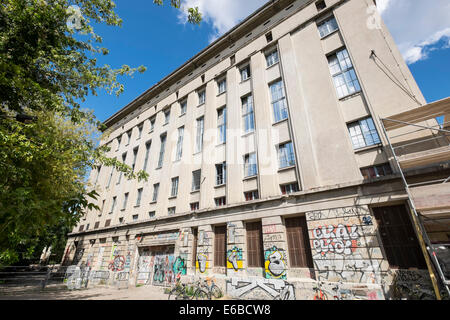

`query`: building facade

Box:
[63,0,441,299]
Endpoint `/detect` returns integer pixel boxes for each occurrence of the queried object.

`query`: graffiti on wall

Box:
[197,252,208,273]
[306,207,369,222]
[173,255,187,275]
[96,247,105,270]
[313,252,380,284]
[228,223,236,244]
[226,277,295,300]
[307,206,383,284]
[136,254,153,285]
[264,246,288,279]
[312,224,360,256]
[227,247,243,271]
[390,270,435,300]
[64,265,90,290]
[108,255,125,272]
[73,248,84,266]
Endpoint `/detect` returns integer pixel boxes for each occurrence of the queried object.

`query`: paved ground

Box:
[0,283,172,300]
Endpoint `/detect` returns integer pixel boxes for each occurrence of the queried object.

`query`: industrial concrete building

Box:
[62,0,450,299]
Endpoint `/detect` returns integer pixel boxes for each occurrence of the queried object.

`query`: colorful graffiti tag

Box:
[264,246,287,279]
[312,224,360,256]
[227,247,243,271]
[197,252,208,273]
[173,256,187,275]
[108,255,125,272]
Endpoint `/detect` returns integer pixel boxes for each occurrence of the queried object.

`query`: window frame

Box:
[277,142,296,169]
[215,162,227,186]
[242,95,255,134]
[317,15,339,38]
[217,107,227,144]
[244,153,258,178]
[269,79,288,123]
[192,170,202,192]
[265,49,279,68]
[327,48,361,99]
[171,177,179,197]
[347,117,381,150]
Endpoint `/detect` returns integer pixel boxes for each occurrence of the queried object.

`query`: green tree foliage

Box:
[0,0,201,265]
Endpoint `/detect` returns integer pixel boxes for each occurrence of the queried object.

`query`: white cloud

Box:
[377,0,450,64]
[179,0,268,42]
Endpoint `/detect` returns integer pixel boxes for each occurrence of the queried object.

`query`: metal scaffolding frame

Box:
[379,97,450,299]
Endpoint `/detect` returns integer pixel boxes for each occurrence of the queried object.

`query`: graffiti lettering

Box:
[312,224,359,256]
[227,247,243,271]
[264,246,287,279]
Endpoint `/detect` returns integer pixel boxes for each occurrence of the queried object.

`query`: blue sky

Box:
[81,0,450,123]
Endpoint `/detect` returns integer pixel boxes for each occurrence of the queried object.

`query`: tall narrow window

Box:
[171,177,179,197]
[246,221,264,267]
[116,136,121,151]
[285,217,314,268]
[150,117,156,132]
[278,142,296,168]
[347,117,381,149]
[192,170,201,192]
[152,183,159,202]
[198,90,206,105]
[217,107,227,144]
[217,78,227,95]
[136,188,143,207]
[137,124,143,139]
[126,130,132,146]
[122,193,129,210]
[157,134,166,168]
[317,16,339,38]
[270,80,288,123]
[117,153,127,184]
[164,108,171,125]
[175,126,184,161]
[180,99,187,115]
[244,153,258,177]
[143,141,151,171]
[196,117,204,153]
[94,166,101,185]
[107,163,114,188]
[100,199,105,215]
[110,196,117,213]
[242,95,255,133]
[214,225,227,267]
[240,65,251,82]
[215,162,226,186]
[328,48,361,98]
[265,49,279,67]
[132,147,138,171]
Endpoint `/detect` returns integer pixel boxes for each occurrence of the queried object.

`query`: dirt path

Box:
[0,283,170,300]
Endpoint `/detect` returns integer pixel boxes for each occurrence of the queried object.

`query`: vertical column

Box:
[175,228,190,277]
[261,216,289,280]
[196,225,213,275]
[226,221,245,276]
